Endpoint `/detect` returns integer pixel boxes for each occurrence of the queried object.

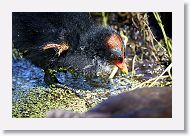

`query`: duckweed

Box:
[12,87,88,118]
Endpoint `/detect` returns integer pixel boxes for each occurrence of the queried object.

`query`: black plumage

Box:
[13,12,128,87]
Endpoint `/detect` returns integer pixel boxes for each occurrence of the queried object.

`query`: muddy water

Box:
[12,58,130,97]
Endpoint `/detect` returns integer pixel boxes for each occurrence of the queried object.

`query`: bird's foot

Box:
[44,70,81,98]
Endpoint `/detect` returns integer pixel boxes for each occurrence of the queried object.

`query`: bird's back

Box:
[12,12,94,69]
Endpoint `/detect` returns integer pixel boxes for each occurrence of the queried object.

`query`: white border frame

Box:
[0,0,184,130]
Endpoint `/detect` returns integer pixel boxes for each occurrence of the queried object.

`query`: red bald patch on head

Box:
[105,34,128,75]
[106,33,123,49]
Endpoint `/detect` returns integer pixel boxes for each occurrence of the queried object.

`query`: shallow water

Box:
[12,58,141,101]
[12,58,167,93]
[12,59,46,90]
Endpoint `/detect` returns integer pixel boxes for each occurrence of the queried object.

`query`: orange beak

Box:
[114,61,128,75]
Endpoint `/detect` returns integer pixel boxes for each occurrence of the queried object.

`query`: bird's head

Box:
[105,33,128,74]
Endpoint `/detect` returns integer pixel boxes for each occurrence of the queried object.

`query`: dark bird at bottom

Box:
[12,12,128,90]
[47,87,172,118]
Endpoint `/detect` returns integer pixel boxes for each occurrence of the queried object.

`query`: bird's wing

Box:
[42,42,70,56]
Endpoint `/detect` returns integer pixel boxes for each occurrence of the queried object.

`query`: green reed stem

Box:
[153,12,172,60]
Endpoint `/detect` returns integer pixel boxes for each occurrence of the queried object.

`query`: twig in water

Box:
[149,63,172,87]
[132,55,137,76]
[109,66,118,79]
[131,75,170,90]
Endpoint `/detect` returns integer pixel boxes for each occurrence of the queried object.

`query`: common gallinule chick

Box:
[47,87,172,118]
[13,12,128,90]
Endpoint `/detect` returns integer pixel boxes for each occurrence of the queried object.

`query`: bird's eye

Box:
[118,56,123,62]
[110,53,115,59]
